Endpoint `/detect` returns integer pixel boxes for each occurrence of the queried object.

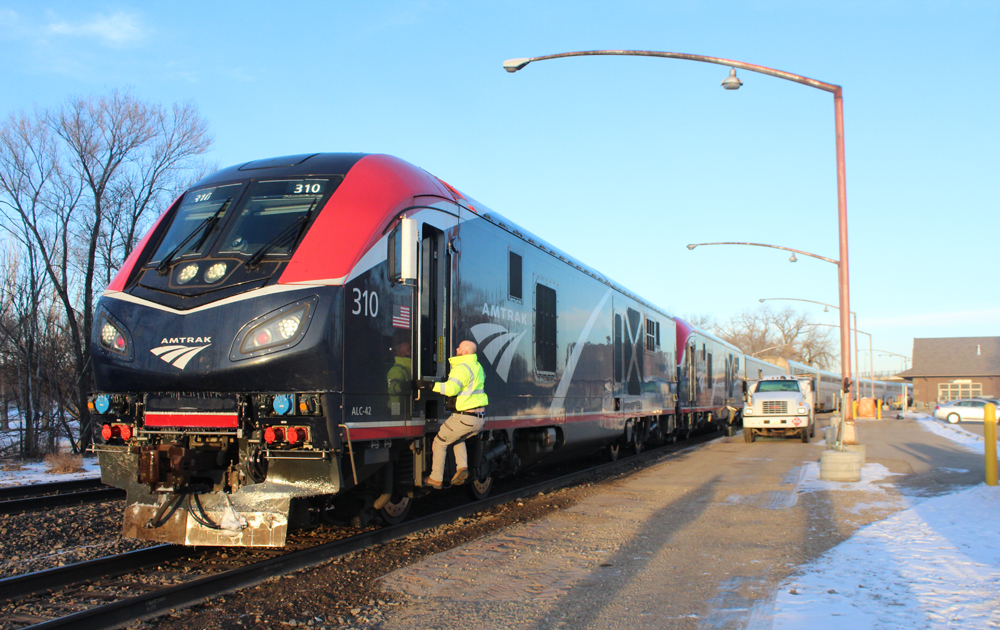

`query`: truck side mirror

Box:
[387,218,418,285]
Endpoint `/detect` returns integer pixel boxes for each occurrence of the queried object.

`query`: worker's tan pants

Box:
[430,412,485,481]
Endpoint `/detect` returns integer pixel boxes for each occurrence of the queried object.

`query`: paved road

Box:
[377,417,984,629]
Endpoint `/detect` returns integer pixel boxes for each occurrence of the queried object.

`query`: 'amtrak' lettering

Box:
[480,303,528,325]
[160,337,211,344]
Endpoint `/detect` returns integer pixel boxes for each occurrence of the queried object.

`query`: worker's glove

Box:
[414,379,434,390]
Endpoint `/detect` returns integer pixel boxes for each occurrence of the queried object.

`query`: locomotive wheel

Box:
[632,438,644,455]
[743,428,755,443]
[467,474,493,501]
[607,442,621,461]
[377,495,412,525]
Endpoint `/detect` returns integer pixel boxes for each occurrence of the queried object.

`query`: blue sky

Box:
[1,1,996,376]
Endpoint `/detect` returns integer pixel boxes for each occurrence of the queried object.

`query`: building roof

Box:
[896,337,1000,379]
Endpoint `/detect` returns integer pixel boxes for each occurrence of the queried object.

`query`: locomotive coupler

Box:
[137,444,223,493]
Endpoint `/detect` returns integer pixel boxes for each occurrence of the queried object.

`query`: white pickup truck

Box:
[742,375,816,443]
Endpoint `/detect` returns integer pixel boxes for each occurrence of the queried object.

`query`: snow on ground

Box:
[912,414,991,455]
[0,457,101,487]
[750,413,1000,629]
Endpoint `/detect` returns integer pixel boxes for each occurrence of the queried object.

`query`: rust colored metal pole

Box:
[834,89,854,434]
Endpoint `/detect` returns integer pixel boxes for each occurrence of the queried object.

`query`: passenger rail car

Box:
[90,153,685,547]
[675,319,744,436]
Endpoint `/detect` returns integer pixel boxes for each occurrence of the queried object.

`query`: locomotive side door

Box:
[418,224,449,384]
[613,309,624,407]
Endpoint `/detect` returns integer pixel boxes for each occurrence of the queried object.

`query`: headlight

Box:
[205,262,228,283]
[96,313,131,358]
[797,407,807,415]
[231,297,318,360]
[744,407,753,415]
[177,263,199,284]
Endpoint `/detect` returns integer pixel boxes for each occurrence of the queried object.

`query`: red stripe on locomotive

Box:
[278,154,455,285]
[144,412,239,428]
[105,194,182,292]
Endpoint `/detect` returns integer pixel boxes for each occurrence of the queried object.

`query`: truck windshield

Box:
[756,381,800,393]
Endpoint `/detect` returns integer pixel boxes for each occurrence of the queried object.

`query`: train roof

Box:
[674,317,743,356]
[182,153,674,319]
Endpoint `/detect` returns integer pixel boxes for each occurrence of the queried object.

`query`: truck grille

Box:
[762,401,788,414]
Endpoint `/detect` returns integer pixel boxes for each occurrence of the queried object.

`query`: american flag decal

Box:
[392,304,411,329]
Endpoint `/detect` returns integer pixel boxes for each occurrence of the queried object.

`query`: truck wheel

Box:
[467,474,493,501]
[800,428,810,443]
[743,427,755,443]
[377,495,412,525]
[607,442,621,461]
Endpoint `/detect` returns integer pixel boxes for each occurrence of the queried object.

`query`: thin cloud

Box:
[47,12,147,47]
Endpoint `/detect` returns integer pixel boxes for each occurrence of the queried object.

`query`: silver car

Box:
[933,399,1000,423]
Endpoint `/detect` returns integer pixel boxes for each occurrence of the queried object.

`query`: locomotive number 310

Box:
[352,288,379,317]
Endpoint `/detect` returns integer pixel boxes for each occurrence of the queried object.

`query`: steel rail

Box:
[17,432,721,629]
[0,545,185,603]
[0,478,105,501]
[0,487,126,516]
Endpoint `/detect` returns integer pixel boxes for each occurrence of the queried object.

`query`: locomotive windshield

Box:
[150,183,243,264]
[218,179,331,259]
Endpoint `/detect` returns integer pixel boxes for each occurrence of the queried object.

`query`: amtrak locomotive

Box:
[89,153,904,547]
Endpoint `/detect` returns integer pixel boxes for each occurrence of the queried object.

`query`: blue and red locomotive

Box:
[90,153,763,546]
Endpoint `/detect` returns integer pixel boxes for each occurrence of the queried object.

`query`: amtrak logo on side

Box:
[470,322,526,383]
[150,343,211,370]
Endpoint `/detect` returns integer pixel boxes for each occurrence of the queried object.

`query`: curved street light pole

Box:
[687,242,838,265]
[752,343,792,357]
[758,297,863,397]
[506,50,853,434]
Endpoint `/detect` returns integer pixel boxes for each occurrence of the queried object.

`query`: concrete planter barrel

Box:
[820,449,863,482]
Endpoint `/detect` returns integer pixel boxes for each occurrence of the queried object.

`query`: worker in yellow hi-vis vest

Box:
[415,340,488,489]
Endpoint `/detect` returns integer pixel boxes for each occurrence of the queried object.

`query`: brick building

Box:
[897,337,1000,406]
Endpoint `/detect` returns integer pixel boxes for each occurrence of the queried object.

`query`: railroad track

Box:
[0,431,721,630]
[0,479,125,516]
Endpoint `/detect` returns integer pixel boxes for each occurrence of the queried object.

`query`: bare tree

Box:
[681,313,716,331]
[710,305,837,370]
[0,89,212,453]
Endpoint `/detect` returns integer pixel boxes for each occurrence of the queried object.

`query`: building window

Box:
[938,381,983,402]
[508,251,522,301]
[535,283,557,373]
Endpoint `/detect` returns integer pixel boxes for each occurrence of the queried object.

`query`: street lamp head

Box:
[823,306,829,312]
[788,253,798,263]
[503,58,532,73]
[721,68,743,90]
[758,299,765,303]
[686,244,697,250]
